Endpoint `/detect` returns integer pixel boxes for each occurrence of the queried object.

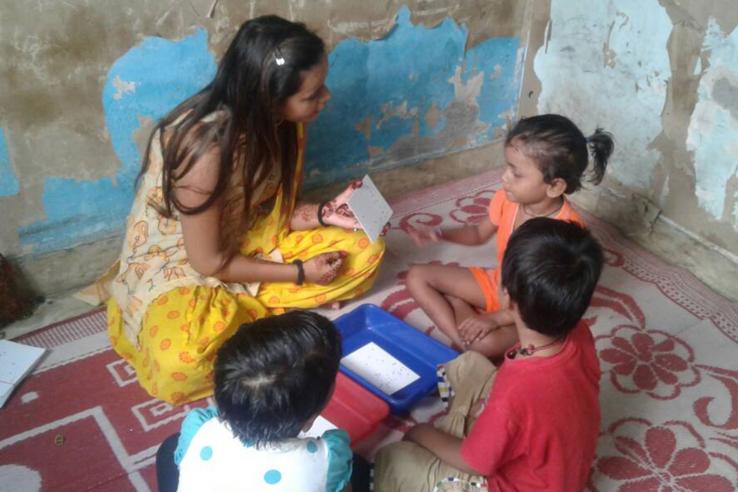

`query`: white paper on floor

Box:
[0,340,46,407]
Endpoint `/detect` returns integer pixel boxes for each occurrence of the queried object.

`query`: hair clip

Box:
[274,47,286,66]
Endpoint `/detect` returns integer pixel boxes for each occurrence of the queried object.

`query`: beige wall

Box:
[0,0,527,296]
[3,0,735,301]
[519,0,738,300]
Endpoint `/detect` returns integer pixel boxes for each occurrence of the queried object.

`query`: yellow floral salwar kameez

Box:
[103,120,384,404]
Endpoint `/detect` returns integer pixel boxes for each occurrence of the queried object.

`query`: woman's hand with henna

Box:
[303,251,348,285]
[320,180,362,230]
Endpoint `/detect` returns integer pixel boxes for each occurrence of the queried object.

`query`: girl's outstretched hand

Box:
[320,181,362,230]
[407,225,443,247]
[303,251,347,285]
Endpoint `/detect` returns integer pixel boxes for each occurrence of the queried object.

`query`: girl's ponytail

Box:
[587,128,614,185]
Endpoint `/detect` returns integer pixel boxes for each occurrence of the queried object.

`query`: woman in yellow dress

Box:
[105,16,385,404]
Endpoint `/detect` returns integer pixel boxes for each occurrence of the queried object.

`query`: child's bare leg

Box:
[406,264,485,350]
[468,323,518,360]
[447,295,478,326]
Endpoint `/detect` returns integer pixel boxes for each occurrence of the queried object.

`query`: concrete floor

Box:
[2,295,93,340]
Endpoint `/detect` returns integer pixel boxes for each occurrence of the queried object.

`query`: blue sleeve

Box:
[174,406,219,466]
[323,429,353,492]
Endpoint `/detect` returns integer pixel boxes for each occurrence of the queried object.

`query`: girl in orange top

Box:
[407,114,613,359]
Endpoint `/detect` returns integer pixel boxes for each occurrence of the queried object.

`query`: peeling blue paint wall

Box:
[687,18,738,227]
[17,29,217,254]
[534,0,672,191]
[306,7,519,186]
[0,129,20,197]
[15,9,520,256]
[529,0,738,263]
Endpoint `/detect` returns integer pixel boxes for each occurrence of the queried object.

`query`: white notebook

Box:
[347,175,394,242]
[0,339,46,407]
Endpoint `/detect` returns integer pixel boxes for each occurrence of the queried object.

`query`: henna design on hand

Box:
[336,203,353,218]
[320,181,362,229]
[319,271,336,284]
[299,206,312,222]
[321,201,335,221]
[292,203,320,228]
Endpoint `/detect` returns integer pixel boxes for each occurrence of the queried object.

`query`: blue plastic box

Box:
[334,304,458,413]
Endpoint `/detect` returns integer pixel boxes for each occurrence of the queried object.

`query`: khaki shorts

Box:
[373,352,497,492]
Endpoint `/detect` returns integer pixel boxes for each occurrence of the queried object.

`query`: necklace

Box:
[522,202,562,219]
[506,337,564,359]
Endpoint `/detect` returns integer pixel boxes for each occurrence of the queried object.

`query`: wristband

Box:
[293,259,305,285]
[317,202,328,227]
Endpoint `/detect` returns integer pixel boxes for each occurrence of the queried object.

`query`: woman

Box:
[105,16,384,404]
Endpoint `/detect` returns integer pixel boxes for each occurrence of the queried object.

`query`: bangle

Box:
[317,202,328,227]
[293,259,305,285]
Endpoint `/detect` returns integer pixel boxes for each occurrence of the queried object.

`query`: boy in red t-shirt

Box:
[375,218,603,492]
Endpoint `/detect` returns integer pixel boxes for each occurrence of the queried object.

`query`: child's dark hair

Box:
[214,310,342,447]
[501,218,603,337]
[506,114,614,194]
[139,15,325,219]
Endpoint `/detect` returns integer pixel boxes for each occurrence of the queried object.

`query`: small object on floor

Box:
[0,254,36,328]
[54,434,65,447]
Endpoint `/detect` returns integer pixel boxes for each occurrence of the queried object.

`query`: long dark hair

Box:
[506,114,614,194]
[214,310,342,447]
[139,15,325,220]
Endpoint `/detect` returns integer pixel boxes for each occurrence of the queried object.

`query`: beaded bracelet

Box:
[293,259,305,285]
[317,202,328,227]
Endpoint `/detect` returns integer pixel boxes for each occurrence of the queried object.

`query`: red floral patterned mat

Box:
[2,169,737,491]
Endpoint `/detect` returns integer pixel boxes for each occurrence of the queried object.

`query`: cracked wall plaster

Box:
[534,0,672,191]
[687,18,738,230]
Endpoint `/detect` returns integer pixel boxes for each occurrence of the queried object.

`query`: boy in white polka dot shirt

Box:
[160,311,357,491]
